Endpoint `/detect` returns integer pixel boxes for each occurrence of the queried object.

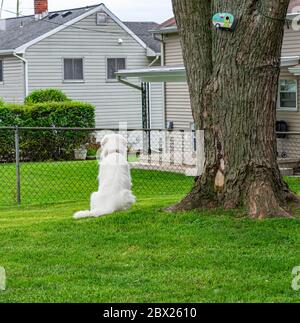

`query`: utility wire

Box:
[257,3,288,22]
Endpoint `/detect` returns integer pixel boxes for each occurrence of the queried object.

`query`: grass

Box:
[0,161,300,302]
[0,160,193,206]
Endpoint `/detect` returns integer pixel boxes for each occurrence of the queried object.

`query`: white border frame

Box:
[62,57,85,83]
[277,79,298,112]
[106,56,127,82]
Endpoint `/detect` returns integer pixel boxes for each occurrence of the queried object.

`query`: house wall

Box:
[282,26,300,57]
[163,33,192,129]
[24,10,163,129]
[277,67,300,132]
[0,56,24,103]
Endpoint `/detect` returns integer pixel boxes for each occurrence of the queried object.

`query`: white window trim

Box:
[106,56,127,82]
[277,79,298,112]
[62,57,85,83]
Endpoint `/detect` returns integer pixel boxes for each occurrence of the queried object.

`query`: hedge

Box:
[0,101,95,162]
[25,88,70,104]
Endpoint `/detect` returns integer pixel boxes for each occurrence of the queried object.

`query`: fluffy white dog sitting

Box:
[74,134,136,219]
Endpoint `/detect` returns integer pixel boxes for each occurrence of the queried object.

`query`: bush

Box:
[25,88,70,104]
[0,101,95,162]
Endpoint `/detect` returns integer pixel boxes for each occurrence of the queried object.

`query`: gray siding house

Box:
[117,0,300,134]
[0,2,164,128]
[149,1,300,131]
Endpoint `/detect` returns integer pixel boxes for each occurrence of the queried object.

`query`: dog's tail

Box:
[73,210,94,219]
[73,209,113,219]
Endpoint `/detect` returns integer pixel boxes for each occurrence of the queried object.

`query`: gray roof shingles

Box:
[123,21,160,53]
[0,5,160,54]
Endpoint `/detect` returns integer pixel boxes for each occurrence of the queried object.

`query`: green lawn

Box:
[0,160,193,206]
[0,162,300,302]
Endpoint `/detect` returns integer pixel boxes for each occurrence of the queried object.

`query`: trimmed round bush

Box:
[25,88,70,104]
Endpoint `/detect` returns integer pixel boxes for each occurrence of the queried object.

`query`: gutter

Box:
[151,26,178,35]
[13,53,29,97]
[0,49,15,55]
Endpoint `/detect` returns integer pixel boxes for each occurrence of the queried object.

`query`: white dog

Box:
[74,134,136,219]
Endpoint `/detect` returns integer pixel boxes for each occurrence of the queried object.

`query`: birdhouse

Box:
[212,13,235,30]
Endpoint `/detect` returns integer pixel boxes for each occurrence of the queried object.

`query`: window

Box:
[107,58,126,81]
[96,12,108,25]
[63,58,83,81]
[0,60,3,83]
[278,79,297,111]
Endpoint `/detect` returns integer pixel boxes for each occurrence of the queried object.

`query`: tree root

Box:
[247,180,293,219]
[165,177,299,219]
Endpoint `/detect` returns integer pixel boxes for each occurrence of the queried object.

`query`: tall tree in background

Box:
[170,0,299,218]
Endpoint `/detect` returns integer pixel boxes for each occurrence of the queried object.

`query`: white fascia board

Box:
[281,56,300,67]
[15,4,152,55]
[286,12,300,20]
[288,65,300,75]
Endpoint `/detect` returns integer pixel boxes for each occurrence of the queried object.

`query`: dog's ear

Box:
[101,135,109,147]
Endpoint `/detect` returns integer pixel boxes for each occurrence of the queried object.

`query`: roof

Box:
[288,0,300,13]
[124,22,160,54]
[154,0,300,34]
[158,17,176,28]
[153,16,177,34]
[0,3,160,55]
[0,5,99,52]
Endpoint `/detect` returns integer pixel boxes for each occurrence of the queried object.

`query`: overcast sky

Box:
[1,0,174,23]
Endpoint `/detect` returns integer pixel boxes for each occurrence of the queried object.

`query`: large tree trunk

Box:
[170,0,299,218]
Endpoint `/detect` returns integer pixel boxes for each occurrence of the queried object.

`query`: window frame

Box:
[62,57,85,83]
[0,60,3,84]
[96,12,108,25]
[277,79,298,112]
[106,57,127,82]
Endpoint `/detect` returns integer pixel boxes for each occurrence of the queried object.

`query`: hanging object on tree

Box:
[212,13,235,30]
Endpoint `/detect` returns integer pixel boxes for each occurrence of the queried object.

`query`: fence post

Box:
[15,126,21,206]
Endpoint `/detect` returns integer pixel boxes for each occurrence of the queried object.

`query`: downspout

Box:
[147,54,161,129]
[148,54,160,67]
[13,53,29,98]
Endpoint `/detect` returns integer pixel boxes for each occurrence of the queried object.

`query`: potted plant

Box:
[74,144,88,160]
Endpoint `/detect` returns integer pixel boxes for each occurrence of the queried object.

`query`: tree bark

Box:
[169,0,299,218]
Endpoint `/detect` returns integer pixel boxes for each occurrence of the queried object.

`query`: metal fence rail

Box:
[0,127,198,207]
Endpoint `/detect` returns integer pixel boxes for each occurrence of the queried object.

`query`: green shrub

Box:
[0,101,95,162]
[25,88,70,104]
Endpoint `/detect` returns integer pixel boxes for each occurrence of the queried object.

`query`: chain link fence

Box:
[0,127,201,208]
[1,127,300,208]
